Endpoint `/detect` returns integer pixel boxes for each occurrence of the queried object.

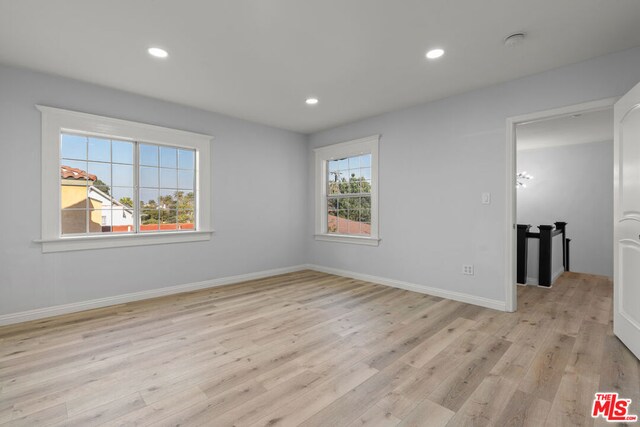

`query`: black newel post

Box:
[554,221,567,271]
[538,225,554,287]
[565,238,571,272]
[517,225,531,284]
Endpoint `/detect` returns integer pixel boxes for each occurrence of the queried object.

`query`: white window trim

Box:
[314,134,380,246]
[36,105,214,253]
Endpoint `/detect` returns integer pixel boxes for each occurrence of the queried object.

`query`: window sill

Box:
[314,234,381,246]
[35,230,214,253]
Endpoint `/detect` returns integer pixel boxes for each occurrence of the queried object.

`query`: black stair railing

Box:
[516,222,570,287]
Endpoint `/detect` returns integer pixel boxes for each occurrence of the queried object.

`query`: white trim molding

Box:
[37,105,214,252]
[306,264,506,311]
[314,135,380,246]
[0,265,307,326]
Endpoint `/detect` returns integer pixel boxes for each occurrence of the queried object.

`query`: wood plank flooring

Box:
[0,270,638,426]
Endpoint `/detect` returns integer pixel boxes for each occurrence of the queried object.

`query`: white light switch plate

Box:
[481,193,491,205]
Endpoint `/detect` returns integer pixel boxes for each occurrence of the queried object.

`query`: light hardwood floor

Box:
[0,270,638,426]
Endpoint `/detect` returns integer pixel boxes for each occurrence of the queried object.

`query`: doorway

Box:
[505,98,617,312]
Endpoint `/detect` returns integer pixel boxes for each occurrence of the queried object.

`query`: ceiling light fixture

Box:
[516,171,534,189]
[148,47,169,58]
[426,48,445,59]
[305,98,319,105]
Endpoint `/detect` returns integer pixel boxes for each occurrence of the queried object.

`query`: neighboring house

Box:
[88,185,135,232]
[60,165,134,233]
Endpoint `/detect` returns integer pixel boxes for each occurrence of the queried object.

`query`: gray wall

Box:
[517,141,613,277]
[0,64,308,316]
[2,46,639,316]
[306,47,640,304]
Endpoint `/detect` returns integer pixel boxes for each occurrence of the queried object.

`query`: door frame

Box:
[504,97,617,312]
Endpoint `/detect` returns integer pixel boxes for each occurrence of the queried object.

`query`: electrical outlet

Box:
[462,265,474,275]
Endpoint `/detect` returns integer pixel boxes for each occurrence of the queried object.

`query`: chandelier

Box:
[516,171,533,189]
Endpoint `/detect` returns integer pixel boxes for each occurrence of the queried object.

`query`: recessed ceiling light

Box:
[305,98,319,105]
[426,48,445,59]
[148,47,168,58]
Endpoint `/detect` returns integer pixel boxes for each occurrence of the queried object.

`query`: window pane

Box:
[337,158,348,170]
[61,209,87,234]
[140,209,159,232]
[139,188,159,208]
[61,134,87,160]
[112,140,133,164]
[327,200,337,233]
[140,166,159,188]
[361,167,371,181]
[360,207,372,223]
[175,191,195,211]
[88,137,110,162]
[112,164,133,187]
[345,175,362,194]
[177,210,195,230]
[61,174,88,210]
[328,159,339,173]
[337,211,349,234]
[87,162,111,188]
[178,149,195,170]
[347,218,361,235]
[360,154,372,168]
[160,168,177,188]
[111,207,134,233]
[159,189,177,209]
[348,156,360,169]
[160,209,177,230]
[61,160,88,176]
[112,187,134,208]
[140,144,158,166]
[178,170,194,190]
[160,146,177,168]
[327,197,337,211]
[88,209,105,233]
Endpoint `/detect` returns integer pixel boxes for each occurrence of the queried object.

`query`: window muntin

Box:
[326,154,372,236]
[59,133,196,236]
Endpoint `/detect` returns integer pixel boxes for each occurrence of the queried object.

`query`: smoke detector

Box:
[504,32,526,47]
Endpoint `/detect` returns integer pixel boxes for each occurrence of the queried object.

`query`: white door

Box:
[614,81,640,360]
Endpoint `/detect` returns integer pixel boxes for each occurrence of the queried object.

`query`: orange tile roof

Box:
[61,165,97,181]
[328,215,371,235]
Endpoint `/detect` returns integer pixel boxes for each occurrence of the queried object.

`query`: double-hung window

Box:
[314,135,380,246]
[38,106,213,252]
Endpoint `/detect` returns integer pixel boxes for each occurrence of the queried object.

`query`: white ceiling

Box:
[516,109,613,151]
[1,1,639,134]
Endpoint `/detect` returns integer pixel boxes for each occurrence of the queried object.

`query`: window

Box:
[314,135,380,246]
[59,135,197,236]
[38,106,213,252]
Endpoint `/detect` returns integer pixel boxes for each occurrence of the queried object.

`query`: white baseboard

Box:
[526,268,565,287]
[1,263,509,326]
[552,268,565,283]
[304,264,506,312]
[0,265,308,326]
